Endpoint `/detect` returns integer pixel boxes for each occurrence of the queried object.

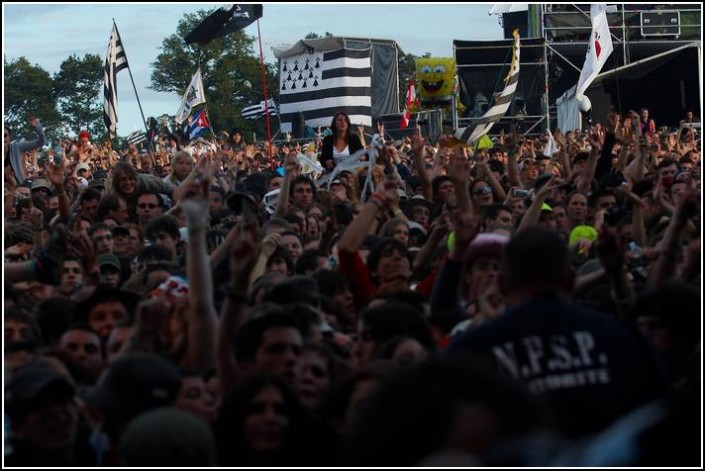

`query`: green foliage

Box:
[4,57,63,142]
[53,54,105,140]
[304,31,333,39]
[150,9,279,139]
[398,51,431,110]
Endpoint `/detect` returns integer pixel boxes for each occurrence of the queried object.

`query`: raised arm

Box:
[46,159,70,223]
[647,187,697,288]
[517,176,562,233]
[218,223,259,396]
[274,152,298,217]
[17,117,46,153]
[410,128,432,200]
[180,178,219,371]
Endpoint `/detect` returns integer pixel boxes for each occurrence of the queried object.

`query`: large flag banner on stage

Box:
[278,47,372,133]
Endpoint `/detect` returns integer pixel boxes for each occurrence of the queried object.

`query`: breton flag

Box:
[127,130,147,146]
[185,4,263,45]
[400,79,418,129]
[103,24,129,138]
[176,68,206,124]
[455,29,520,145]
[188,108,211,140]
[575,4,614,106]
[278,47,372,133]
[242,99,278,120]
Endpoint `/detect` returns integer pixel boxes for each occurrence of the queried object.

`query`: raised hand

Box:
[260,231,282,259]
[46,160,65,188]
[67,231,98,277]
[447,146,471,186]
[410,127,426,154]
[284,151,300,176]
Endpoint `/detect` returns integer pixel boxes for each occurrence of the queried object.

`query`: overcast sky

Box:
[3,3,515,136]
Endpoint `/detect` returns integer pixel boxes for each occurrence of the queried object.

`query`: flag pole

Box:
[256,18,274,169]
[113,19,153,153]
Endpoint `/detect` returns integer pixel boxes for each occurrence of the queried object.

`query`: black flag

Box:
[185,4,263,45]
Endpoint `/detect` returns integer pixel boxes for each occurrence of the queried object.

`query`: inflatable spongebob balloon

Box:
[416,58,457,108]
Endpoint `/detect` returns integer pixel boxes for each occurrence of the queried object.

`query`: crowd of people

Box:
[3,105,701,466]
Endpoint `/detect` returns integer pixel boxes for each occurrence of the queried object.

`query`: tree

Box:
[304,32,333,39]
[53,54,104,140]
[398,52,431,110]
[150,10,278,138]
[4,57,62,142]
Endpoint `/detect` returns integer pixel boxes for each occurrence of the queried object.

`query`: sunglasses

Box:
[473,186,492,195]
[138,203,158,209]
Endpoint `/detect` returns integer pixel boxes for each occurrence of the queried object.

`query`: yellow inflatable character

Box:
[416,58,457,108]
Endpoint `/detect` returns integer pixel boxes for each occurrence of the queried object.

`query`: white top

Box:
[332,145,350,165]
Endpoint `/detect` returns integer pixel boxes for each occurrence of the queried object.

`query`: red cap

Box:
[79,130,91,140]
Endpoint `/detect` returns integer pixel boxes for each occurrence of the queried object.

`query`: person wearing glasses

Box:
[108,162,173,219]
[135,191,165,227]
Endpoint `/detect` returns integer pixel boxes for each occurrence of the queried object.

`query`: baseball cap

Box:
[30,179,53,192]
[85,353,181,420]
[73,163,91,177]
[98,253,121,271]
[5,362,75,407]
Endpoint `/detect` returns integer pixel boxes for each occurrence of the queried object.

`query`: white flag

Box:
[176,68,206,124]
[575,4,614,101]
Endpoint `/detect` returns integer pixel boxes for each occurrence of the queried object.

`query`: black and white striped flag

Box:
[242,99,278,120]
[127,130,147,146]
[455,29,520,145]
[279,48,372,132]
[103,24,129,138]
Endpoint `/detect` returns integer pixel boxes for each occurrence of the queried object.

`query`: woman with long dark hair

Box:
[215,375,333,466]
[320,112,364,171]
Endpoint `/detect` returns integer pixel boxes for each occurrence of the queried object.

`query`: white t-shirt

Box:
[332,145,350,165]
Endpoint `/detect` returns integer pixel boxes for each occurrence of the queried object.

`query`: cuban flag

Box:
[188,108,211,140]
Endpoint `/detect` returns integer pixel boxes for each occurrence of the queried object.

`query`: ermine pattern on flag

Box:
[242,99,278,120]
[279,48,372,132]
